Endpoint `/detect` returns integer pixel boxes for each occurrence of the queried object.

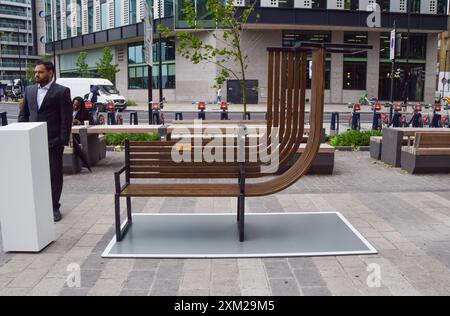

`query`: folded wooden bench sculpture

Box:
[114,43,372,242]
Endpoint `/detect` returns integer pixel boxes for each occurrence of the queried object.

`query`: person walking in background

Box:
[88,85,100,104]
[216,87,222,104]
[18,61,72,222]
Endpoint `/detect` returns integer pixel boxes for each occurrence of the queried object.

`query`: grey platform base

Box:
[102,213,377,259]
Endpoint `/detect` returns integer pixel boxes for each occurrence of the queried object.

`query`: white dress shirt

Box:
[37,79,54,109]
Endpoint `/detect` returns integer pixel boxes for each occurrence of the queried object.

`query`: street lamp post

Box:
[404,0,412,104]
[52,0,57,78]
[443,49,449,97]
[158,0,163,103]
[17,27,22,92]
[389,21,397,125]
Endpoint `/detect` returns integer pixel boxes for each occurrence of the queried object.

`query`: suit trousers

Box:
[49,145,64,210]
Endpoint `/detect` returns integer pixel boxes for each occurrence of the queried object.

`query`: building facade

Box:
[37,0,448,105]
[0,0,39,87]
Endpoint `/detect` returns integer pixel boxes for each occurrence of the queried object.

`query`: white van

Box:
[56,78,127,112]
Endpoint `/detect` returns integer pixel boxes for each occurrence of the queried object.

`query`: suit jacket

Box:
[18,82,73,148]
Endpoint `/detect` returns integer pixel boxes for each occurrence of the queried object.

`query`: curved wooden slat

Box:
[246,48,325,197]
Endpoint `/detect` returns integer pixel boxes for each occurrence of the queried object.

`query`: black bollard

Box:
[330,112,339,134]
[152,112,161,125]
[129,112,138,125]
[107,112,116,125]
[220,112,229,120]
[372,113,381,130]
[198,111,206,120]
[351,112,361,130]
[175,112,183,120]
[0,112,7,126]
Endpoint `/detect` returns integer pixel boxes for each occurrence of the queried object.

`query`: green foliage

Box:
[75,51,89,77]
[126,100,138,107]
[38,53,53,61]
[162,0,257,118]
[106,133,161,146]
[96,47,119,83]
[25,62,35,84]
[329,130,383,149]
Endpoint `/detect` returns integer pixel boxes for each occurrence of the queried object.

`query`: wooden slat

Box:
[130,166,240,173]
[267,50,274,137]
[415,148,450,156]
[273,50,280,128]
[120,184,240,197]
[246,48,324,197]
[128,160,261,167]
[279,50,288,139]
[415,132,450,149]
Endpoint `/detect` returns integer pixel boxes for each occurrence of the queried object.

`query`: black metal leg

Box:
[115,194,122,242]
[115,194,132,242]
[237,196,240,222]
[126,197,132,223]
[238,194,245,242]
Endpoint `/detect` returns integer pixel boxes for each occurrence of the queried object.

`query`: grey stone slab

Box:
[293,269,327,287]
[79,269,102,288]
[156,262,184,280]
[133,259,160,271]
[123,270,155,290]
[81,255,108,270]
[264,261,294,279]
[120,289,149,296]
[59,287,90,296]
[149,279,181,296]
[301,286,332,296]
[268,278,301,296]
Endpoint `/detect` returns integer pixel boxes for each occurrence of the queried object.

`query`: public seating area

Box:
[401,132,450,174]
[370,127,450,174]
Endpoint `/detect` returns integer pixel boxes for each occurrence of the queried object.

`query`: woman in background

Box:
[72,96,94,126]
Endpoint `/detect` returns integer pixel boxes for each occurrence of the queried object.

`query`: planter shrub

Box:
[106,133,160,146]
[329,130,382,149]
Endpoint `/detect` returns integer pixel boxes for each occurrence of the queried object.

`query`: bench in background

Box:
[401,132,450,174]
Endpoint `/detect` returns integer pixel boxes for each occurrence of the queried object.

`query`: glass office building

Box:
[0,0,39,87]
[38,0,448,104]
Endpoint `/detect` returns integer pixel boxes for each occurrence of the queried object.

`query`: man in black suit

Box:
[18,61,72,222]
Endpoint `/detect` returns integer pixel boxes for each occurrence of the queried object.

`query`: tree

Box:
[25,62,35,85]
[75,51,89,77]
[163,0,257,119]
[96,47,119,83]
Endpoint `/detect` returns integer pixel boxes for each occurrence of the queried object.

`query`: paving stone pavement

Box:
[0,151,450,296]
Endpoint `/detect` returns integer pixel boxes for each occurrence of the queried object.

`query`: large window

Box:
[101,2,108,30]
[379,33,426,101]
[343,32,367,90]
[115,0,121,27]
[380,33,427,61]
[129,0,136,24]
[88,1,93,33]
[128,41,176,89]
[282,30,331,89]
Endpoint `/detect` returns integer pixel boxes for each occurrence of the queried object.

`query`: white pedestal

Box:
[0,123,55,252]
